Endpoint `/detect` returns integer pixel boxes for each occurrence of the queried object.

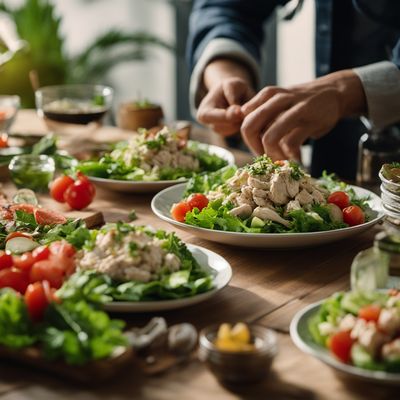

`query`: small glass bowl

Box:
[0,95,20,133]
[198,324,278,384]
[9,154,55,192]
[35,84,113,125]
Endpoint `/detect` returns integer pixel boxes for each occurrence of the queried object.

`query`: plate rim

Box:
[151,183,384,239]
[103,243,232,312]
[289,300,400,383]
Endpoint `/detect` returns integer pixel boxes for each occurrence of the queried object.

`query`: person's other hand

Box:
[197,77,254,137]
[240,70,366,161]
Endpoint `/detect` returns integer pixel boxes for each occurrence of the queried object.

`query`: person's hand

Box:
[240,70,366,161]
[197,77,254,136]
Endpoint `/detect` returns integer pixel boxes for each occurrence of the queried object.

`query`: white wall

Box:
[55,0,176,120]
[277,0,315,87]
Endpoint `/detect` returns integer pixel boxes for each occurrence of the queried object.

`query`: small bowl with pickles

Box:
[198,323,278,384]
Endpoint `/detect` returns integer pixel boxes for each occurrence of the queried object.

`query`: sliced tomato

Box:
[32,246,51,262]
[29,260,64,289]
[5,232,32,242]
[328,331,353,363]
[327,191,350,210]
[34,208,67,225]
[49,241,76,258]
[187,193,209,211]
[1,204,36,221]
[342,205,365,226]
[358,305,381,322]
[171,202,191,222]
[25,282,50,321]
[13,252,35,271]
[0,133,8,148]
[0,251,13,270]
[0,268,29,294]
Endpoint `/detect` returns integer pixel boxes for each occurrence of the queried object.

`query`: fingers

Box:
[223,78,255,105]
[241,93,294,156]
[209,122,242,137]
[261,104,309,160]
[242,86,287,115]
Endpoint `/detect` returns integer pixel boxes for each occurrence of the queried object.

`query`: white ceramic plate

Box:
[290,301,400,385]
[103,244,232,313]
[88,142,235,193]
[151,184,383,248]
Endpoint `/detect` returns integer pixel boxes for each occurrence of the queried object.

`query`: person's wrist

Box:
[203,58,254,90]
[322,70,367,119]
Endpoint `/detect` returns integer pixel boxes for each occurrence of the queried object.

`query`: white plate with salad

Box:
[57,223,232,312]
[151,157,383,248]
[75,127,234,193]
[290,290,400,385]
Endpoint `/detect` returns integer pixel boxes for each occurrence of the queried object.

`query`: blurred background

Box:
[0,0,315,122]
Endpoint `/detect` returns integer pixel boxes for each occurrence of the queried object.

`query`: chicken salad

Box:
[171,157,374,233]
[75,127,228,181]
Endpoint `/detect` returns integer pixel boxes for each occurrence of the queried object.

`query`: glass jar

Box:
[9,155,55,192]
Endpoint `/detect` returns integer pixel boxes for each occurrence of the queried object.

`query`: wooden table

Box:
[0,112,396,399]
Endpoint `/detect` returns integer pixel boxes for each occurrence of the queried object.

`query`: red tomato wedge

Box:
[29,260,64,289]
[32,246,51,262]
[13,253,35,271]
[1,204,36,220]
[25,282,50,321]
[0,251,13,270]
[0,268,29,294]
[328,331,353,363]
[358,305,381,322]
[34,208,67,225]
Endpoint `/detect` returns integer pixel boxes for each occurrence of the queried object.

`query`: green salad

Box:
[0,289,127,365]
[173,156,374,234]
[75,127,228,181]
[309,290,400,372]
[57,223,214,303]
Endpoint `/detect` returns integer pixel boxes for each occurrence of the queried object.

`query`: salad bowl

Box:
[87,142,235,193]
[290,299,400,385]
[151,183,383,249]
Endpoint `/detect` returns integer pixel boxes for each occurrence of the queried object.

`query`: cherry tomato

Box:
[342,205,365,226]
[34,208,67,225]
[63,179,94,210]
[187,193,209,211]
[25,282,50,321]
[327,191,350,210]
[0,268,29,293]
[29,260,64,289]
[358,305,381,322]
[0,251,13,270]
[0,133,8,148]
[274,160,286,166]
[50,175,74,203]
[76,172,96,200]
[32,246,51,262]
[328,331,353,363]
[171,202,191,222]
[13,252,35,271]
[5,232,32,242]
[49,240,76,258]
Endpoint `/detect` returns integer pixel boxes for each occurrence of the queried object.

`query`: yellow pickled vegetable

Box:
[214,322,255,352]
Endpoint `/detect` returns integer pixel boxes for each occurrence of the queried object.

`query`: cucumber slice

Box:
[351,344,385,371]
[250,216,265,228]
[6,237,39,255]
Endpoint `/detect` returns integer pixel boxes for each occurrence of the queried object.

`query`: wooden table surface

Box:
[0,111,396,400]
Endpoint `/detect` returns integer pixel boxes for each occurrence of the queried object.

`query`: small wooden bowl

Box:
[117,102,164,131]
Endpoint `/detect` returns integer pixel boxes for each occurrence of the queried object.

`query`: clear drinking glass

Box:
[0,95,20,137]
